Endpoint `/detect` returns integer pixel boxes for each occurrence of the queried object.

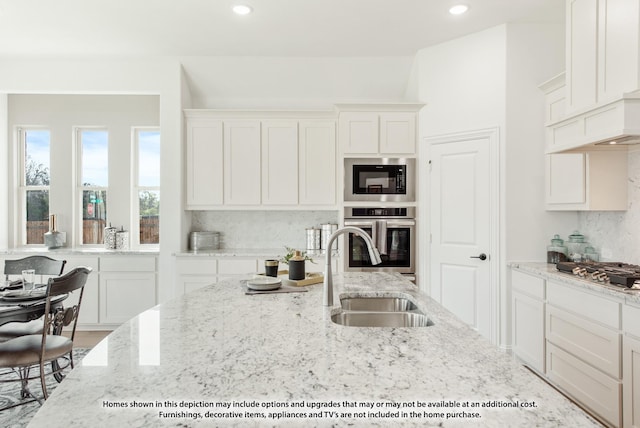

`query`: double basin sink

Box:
[331,295,433,328]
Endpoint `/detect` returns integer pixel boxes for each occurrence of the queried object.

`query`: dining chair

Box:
[0,256,67,342]
[0,266,92,410]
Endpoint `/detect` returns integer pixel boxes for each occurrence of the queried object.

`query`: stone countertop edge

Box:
[509,261,640,305]
[0,248,159,256]
[27,271,599,427]
[174,248,338,259]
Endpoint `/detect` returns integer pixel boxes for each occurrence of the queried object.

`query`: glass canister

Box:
[583,246,600,262]
[547,234,568,264]
[566,230,587,262]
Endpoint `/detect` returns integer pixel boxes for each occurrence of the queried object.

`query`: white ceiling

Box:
[0,0,564,57]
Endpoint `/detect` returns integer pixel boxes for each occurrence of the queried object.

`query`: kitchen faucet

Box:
[323,226,382,306]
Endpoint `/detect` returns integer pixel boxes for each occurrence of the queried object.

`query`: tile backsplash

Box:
[579,148,640,263]
[190,210,339,249]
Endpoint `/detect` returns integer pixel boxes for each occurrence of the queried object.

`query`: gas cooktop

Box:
[556,261,640,288]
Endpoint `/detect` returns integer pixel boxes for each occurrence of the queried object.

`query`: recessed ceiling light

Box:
[232,5,252,15]
[449,4,469,15]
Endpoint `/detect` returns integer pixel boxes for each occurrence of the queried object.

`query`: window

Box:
[133,128,160,245]
[21,129,50,245]
[78,129,108,245]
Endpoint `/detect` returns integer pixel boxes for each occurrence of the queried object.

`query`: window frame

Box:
[18,127,51,247]
[131,127,160,248]
[75,126,109,248]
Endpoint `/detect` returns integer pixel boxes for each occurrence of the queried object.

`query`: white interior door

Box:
[429,131,495,341]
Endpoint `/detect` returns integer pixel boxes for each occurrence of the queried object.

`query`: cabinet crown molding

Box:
[183,109,337,120]
[335,103,425,113]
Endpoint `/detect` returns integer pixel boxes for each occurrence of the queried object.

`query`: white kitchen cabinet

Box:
[185,118,224,209]
[511,270,545,374]
[339,110,417,155]
[545,150,627,210]
[184,111,338,210]
[624,304,640,428]
[224,120,262,205]
[99,256,157,325]
[545,280,622,427]
[62,256,100,326]
[175,257,218,295]
[379,112,416,154]
[298,120,336,206]
[566,0,640,114]
[262,121,298,205]
[624,334,640,428]
[339,112,379,154]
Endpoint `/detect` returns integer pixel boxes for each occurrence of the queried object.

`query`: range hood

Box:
[541,74,640,153]
[545,94,640,153]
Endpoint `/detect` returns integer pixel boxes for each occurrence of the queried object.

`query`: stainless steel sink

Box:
[331,311,434,327]
[340,296,419,312]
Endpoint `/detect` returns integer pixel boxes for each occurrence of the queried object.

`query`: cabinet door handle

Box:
[470,253,487,261]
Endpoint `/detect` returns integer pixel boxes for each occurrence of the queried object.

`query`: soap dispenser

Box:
[288,250,306,281]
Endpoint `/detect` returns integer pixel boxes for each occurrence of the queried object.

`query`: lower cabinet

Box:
[511,270,545,374]
[62,256,100,326]
[624,304,640,428]
[176,255,335,295]
[0,253,158,330]
[511,268,625,427]
[98,256,157,325]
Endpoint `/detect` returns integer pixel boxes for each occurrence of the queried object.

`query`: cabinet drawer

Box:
[511,270,545,299]
[547,342,621,427]
[176,258,217,275]
[624,303,640,339]
[547,305,621,378]
[547,280,620,329]
[217,259,257,275]
[100,256,156,272]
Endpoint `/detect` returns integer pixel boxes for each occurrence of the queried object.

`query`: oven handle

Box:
[344,219,416,228]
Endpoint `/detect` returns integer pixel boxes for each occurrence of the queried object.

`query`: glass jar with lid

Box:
[583,246,599,262]
[547,234,568,264]
[566,230,587,262]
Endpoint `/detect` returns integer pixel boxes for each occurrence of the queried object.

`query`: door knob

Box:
[470,253,487,261]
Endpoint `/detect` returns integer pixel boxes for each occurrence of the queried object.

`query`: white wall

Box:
[180,57,415,109]
[504,24,577,263]
[414,23,578,347]
[416,25,508,138]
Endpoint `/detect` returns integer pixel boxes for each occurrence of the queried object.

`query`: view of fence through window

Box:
[137,130,160,244]
[81,129,108,245]
[24,130,50,244]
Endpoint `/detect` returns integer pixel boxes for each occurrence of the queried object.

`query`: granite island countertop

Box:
[29,272,599,427]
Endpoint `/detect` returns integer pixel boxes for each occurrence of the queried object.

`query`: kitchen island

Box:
[29,272,598,427]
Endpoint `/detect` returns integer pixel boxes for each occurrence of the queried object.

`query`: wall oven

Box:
[344,158,415,202]
[344,207,416,277]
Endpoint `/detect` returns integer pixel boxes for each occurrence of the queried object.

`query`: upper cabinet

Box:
[337,104,423,155]
[185,119,224,206]
[566,0,640,114]
[184,111,337,210]
[225,120,262,205]
[544,0,640,153]
[545,149,628,211]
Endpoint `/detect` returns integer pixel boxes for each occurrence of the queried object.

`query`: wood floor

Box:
[63,330,112,349]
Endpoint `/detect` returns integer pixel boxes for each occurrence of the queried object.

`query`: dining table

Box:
[0,285,67,327]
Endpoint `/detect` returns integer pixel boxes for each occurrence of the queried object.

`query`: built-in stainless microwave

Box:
[344,158,415,202]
